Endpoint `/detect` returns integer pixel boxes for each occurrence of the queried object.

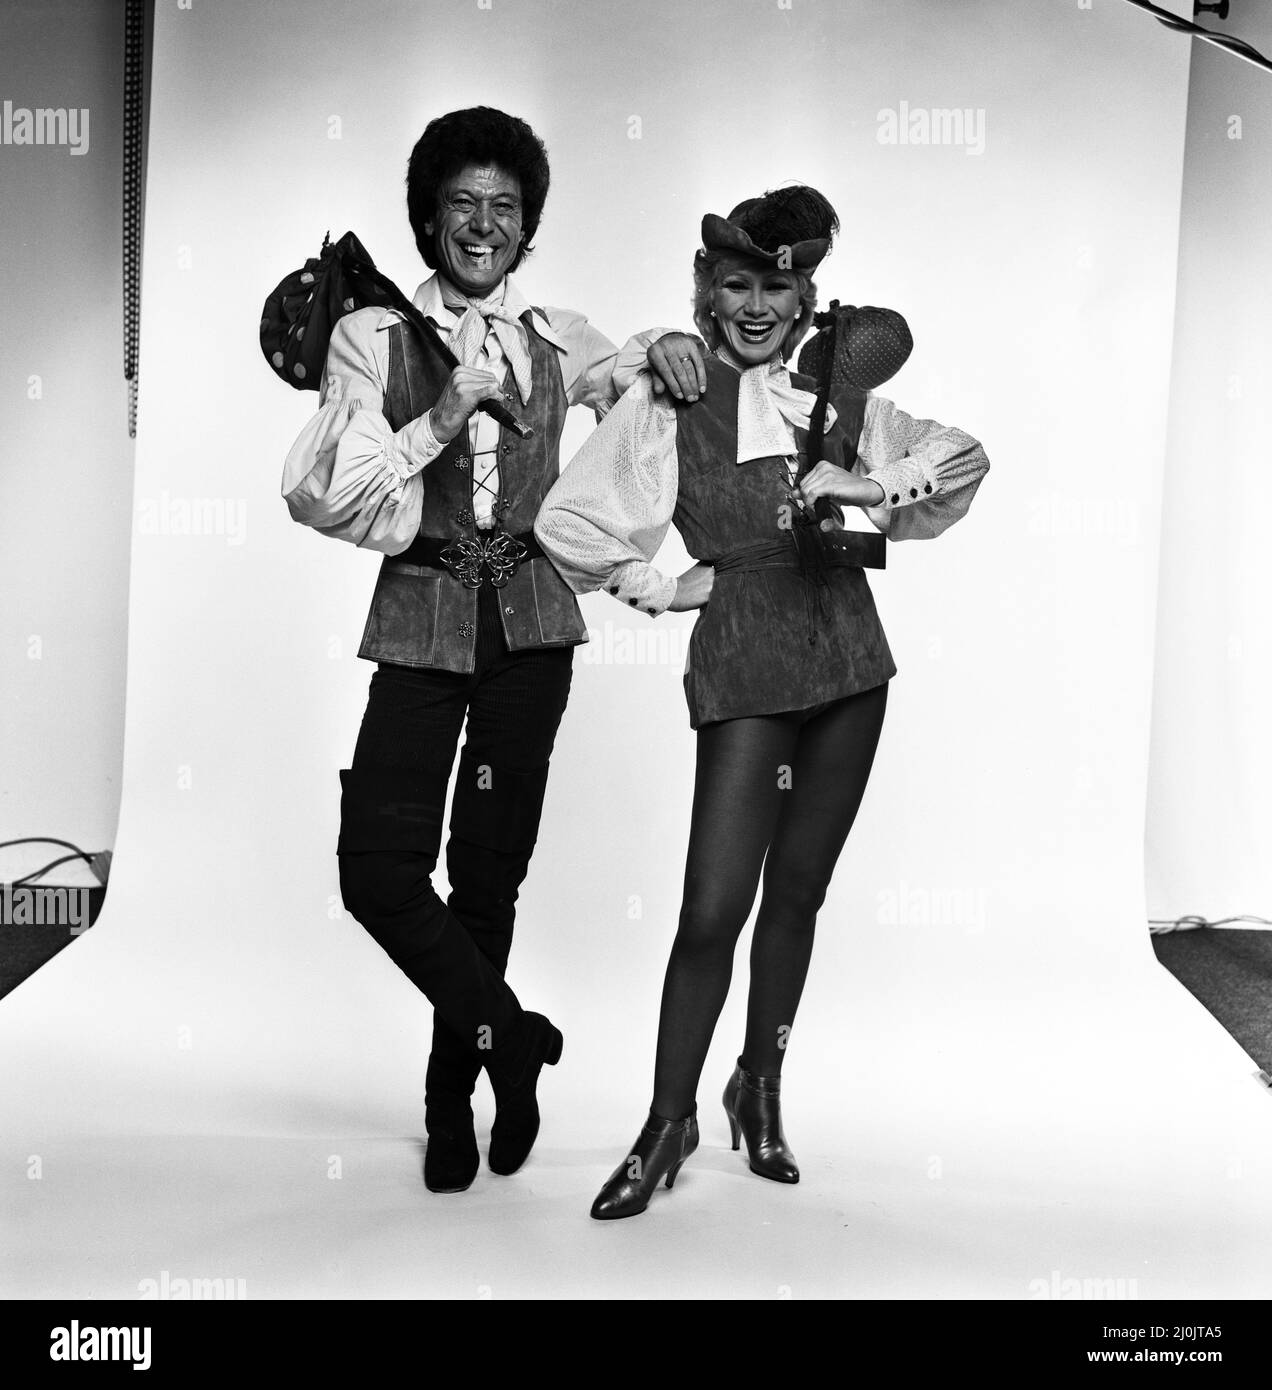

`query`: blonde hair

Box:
[691,251,817,363]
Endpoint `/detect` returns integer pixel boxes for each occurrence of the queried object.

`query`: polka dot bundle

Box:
[259,230,400,391]
[796,301,913,392]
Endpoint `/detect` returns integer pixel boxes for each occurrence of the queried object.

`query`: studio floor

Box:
[4,931,1272,1301]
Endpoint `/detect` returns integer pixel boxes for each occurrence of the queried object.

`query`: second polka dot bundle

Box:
[797,302,913,392]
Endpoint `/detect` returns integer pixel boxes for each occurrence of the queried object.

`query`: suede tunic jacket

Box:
[356,314,586,671]
[672,361,895,726]
[536,354,990,728]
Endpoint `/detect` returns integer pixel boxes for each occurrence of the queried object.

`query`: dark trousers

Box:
[337,583,574,1111]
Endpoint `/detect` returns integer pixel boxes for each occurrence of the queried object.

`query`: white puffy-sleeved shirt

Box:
[280,272,661,555]
[535,358,991,617]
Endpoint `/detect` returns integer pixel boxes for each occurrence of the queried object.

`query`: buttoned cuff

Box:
[390,410,446,478]
[863,459,936,511]
[602,560,677,617]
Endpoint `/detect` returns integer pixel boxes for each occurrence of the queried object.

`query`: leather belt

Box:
[395,529,544,590]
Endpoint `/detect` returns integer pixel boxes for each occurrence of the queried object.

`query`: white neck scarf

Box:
[717,347,838,464]
[443,282,535,405]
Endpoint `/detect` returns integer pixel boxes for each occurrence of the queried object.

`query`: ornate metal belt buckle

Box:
[440,530,528,590]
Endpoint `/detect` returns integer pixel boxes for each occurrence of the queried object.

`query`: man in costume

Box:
[282,106,701,1193]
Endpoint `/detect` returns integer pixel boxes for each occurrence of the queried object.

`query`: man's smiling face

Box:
[426,163,524,297]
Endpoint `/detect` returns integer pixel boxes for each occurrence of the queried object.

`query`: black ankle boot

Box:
[423,1018,483,1193]
[423,1105,480,1193]
[486,1011,564,1176]
[723,1060,799,1183]
[590,1108,700,1220]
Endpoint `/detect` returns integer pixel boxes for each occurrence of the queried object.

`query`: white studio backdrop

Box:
[3,0,1272,1299]
[1145,8,1272,924]
[0,0,132,849]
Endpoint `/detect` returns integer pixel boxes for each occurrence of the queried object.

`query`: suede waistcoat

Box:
[674,357,896,727]
[356,314,586,673]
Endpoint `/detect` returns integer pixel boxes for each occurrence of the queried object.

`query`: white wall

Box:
[0,0,130,855]
[1145,4,1272,922]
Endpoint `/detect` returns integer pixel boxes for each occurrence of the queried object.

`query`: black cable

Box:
[10,854,96,889]
[0,836,91,857]
[1149,914,1272,935]
[0,838,99,889]
[1119,0,1272,75]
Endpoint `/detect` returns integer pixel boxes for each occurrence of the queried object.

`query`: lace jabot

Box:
[714,347,837,464]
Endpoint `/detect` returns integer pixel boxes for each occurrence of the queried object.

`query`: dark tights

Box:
[651,683,888,1121]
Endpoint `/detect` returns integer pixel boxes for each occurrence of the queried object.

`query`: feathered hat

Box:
[698,185,838,271]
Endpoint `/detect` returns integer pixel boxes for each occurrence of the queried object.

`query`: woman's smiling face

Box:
[425,163,524,297]
[710,261,803,365]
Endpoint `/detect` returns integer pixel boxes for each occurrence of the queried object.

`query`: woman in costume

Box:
[535,186,989,1218]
